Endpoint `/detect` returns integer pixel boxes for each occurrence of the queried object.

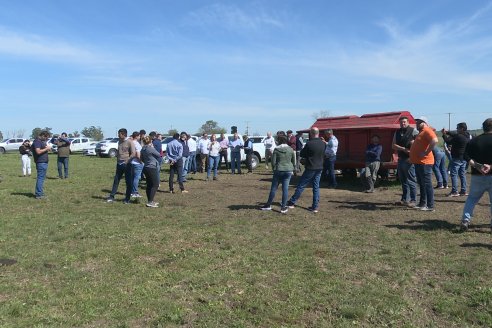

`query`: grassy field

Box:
[1,153,492,327]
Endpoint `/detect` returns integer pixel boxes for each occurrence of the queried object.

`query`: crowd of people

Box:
[19,117,492,231]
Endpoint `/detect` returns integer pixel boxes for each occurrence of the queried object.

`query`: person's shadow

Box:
[460,243,492,250]
[11,192,36,198]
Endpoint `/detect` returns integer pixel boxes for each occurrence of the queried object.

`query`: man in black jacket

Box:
[287,127,325,213]
[442,122,470,197]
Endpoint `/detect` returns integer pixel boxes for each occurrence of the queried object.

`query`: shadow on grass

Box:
[229,204,262,210]
[385,219,459,231]
[460,242,492,250]
[330,200,394,211]
[11,192,35,198]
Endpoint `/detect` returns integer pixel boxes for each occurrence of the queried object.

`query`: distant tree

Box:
[312,110,331,120]
[168,128,179,136]
[81,126,104,140]
[31,127,52,139]
[72,131,81,138]
[15,129,26,138]
[197,120,226,135]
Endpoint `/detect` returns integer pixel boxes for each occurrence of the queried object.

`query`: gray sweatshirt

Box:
[141,145,161,169]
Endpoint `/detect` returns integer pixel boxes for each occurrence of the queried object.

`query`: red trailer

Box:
[304,111,416,175]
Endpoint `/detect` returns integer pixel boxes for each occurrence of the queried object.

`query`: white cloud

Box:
[184,3,284,32]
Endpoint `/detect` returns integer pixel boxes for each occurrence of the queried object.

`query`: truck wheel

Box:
[108,149,117,158]
[0,147,5,155]
[251,154,259,170]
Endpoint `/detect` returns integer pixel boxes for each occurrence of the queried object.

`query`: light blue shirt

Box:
[229,137,244,153]
[325,135,338,158]
[166,139,183,162]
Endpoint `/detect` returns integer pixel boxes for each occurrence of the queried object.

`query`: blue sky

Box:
[1,0,492,138]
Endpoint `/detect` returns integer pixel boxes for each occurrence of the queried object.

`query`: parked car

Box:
[96,138,119,157]
[69,137,94,153]
[82,142,98,156]
[0,138,26,154]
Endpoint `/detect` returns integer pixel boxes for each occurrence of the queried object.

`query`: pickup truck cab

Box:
[0,138,26,154]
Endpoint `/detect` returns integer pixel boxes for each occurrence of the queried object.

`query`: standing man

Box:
[229,132,244,174]
[32,131,52,199]
[130,131,144,198]
[243,135,253,173]
[219,133,230,171]
[442,122,470,197]
[179,132,190,182]
[392,116,418,206]
[459,118,492,231]
[363,135,382,193]
[295,131,304,174]
[323,129,338,188]
[55,132,70,179]
[107,128,136,203]
[287,127,326,213]
[166,133,188,193]
[263,132,276,169]
[187,134,197,175]
[410,116,438,212]
[197,133,210,173]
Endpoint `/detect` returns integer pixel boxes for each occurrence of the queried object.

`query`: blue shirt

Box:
[365,143,382,162]
[32,138,49,163]
[166,139,183,162]
[152,139,162,154]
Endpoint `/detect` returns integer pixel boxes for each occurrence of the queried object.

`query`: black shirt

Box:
[32,138,49,163]
[300,138,326,170]
[464,133,492,175]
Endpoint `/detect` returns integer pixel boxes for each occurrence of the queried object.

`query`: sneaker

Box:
[131,193,143,198]
[169,190,174,194]
[447,192,460,197]
[213,177,218,181]
[413,204,425,210]
[308,207,319,213]
[420,206,435,212]
[260,205,272,211]
[181,190,189,193]
[459,191,469,196]
[35,196,45,200]
[106,197,115,203]
[407,201,417,208]
[434,185,444,189]
[444,185,449,189]
[123,200,130,204]
[280,207,288,214]
[146,202,158,208]
[460,221,469,232]
[364,190,374,193]
[287,201,295,209]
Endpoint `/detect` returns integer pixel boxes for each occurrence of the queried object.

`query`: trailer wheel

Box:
[342,168,357,178]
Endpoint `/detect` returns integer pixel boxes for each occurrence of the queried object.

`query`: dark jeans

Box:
[219,149,229,170]
[110,162,132,201]
[266,171,293,207]
[231,151,242,174]
[289,169,322,209]
[415,164,434,208]
[169,158,185,191]
[143,166,159,202]
[245,151,253,172]
[35,162,48,197]
[397,158,417,202]
[57,157,69,178]
[323,156,337,187]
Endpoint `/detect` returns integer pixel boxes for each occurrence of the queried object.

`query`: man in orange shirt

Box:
[410,116,438,211]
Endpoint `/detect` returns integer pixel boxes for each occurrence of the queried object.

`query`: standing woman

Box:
[260,135,295,213]
[140,136,161,208]
[207,134,222,181]
[19,140,32,177]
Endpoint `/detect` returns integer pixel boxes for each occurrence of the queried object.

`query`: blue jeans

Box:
[35,162,48,197]
[323,156,337,187]
[432,150,448,187]
[462,175,492,223]
[415,164,434,208]
[231,151,241,174]
[110,162,132,201]
[187,152,196,173]
[131,162,144,194]
[57,157,69,178]
[449,159,467,194]
[182,156,189,180]
[397,158,417,202]
[289,169,322,209]
[266,171,293,207]
[207,155,219,178]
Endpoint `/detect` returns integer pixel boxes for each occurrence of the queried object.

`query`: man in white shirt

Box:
[263,132,276,169]
[197,133,210,173]
[323,129,338,188]
[186,134,197,174]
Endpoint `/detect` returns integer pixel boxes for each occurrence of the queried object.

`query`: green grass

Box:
[1,153,492,327]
